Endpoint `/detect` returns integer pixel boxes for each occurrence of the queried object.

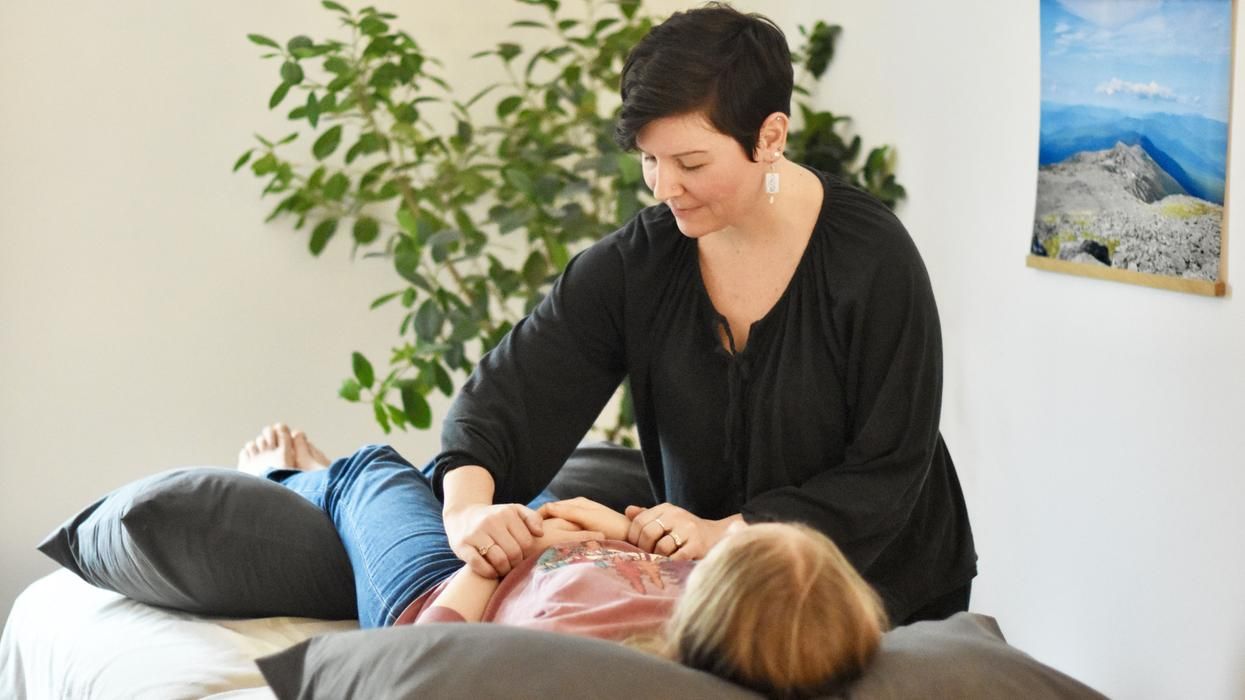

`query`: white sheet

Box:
[0,569,357,700]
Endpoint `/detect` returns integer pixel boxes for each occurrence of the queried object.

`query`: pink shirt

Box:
[396,540,693,641]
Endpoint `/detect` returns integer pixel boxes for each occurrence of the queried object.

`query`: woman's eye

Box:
[681,163,704,172]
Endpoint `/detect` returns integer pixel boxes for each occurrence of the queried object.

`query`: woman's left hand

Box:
[624,503,732,560]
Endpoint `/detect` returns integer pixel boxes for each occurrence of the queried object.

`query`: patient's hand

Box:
[537,498,631,541]
[531,517,604,551]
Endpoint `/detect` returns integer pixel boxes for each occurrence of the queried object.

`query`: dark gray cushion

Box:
[257,612,1106,699]
[546,441,656,512]
[258,623,757,700]
[37,467,357,619]
[852,613,1107,699]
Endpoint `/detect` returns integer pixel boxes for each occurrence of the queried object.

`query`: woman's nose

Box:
[651,164,683,201]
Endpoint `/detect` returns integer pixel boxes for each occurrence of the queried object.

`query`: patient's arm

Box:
[537,497,632,540]
[427,566,502,623]
[428,517,604,622]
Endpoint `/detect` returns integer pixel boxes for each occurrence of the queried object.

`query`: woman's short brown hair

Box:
[615,3,793,162]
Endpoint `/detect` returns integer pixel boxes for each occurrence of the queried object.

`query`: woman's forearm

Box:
[441,465,495,515]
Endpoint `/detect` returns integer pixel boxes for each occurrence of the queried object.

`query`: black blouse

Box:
[433,170,976,620]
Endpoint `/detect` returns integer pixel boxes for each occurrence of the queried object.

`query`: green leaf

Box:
[232,150,254,172]
[521,251,548,288]
[287,35,314,52]
[447,312,479,343]
[432,361,453,396]
[352,351,375,387]
[617,154,642,184]
[247,33,281,49]
[496,95,522,118]
[386,403,408,429]
[394,102,418,124]
[369,290,400,310]
[503,168,533,196]
[401,287,417,307]
[360,16,388,35]
[324,56,351,74]
[322,0,350,13]
[309,218,338,255]
[429,229,462,263]
[399,384,432,429]
[592,18,618,35]
[305,91,320,128]
[312,124,343,160]
[269,82,291,109]
[373,398,391,434]
[511,20,547,29]
[497,42,521,63]
[250,152,278,175]
[544,233,569,270]
[396,206,418,236]
[444,343,465,370]
[280,61,304,85]
[414,298,444,341]
[395,249,423,286]
[339,377,362,401]
[323,171,349,200]
[353,216,380,244]
[619,0,639,19]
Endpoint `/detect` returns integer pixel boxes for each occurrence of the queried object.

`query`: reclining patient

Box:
[240,423,887,698]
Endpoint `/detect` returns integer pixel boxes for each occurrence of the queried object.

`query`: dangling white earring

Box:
[765,150,781,204]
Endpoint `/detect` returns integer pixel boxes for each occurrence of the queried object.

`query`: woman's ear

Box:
[755,112,790,160]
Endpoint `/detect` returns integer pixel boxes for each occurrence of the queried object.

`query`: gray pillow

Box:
[853,613,1107,699]
[257,612,1106,699]
[258,623,757,700]
[37,467,357,619]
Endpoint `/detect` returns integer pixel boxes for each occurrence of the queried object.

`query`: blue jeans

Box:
[265,444,556,628]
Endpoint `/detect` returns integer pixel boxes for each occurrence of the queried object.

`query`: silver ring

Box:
[669,531,684,549]
[653,517,670,533]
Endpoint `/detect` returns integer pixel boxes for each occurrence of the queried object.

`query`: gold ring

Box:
[669,531,684,548]
[477,542,495,557]
[653,517,670,533]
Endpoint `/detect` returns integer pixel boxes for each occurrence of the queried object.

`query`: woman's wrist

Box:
[441,465,495,516]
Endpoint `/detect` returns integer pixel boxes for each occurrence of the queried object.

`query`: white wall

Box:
[2,2,1243,699]
[769,2,1244,698]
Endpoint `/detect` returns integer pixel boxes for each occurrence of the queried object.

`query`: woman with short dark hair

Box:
[432,3,977,626]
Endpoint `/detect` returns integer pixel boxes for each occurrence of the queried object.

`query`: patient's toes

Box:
[291,429,330,471]
[275,423,296,464]
[237,425,297,475]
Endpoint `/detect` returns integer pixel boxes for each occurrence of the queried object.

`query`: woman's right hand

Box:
[442,502,544,578]
[536,497,631,541]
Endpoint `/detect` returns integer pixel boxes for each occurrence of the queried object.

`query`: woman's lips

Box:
[669,203,701,216]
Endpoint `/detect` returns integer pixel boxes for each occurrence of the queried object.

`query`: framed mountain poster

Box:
[1029,0,1236,296]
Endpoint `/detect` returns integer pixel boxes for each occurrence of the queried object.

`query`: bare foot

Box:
[291,429,331,470]
[237,423,297,476]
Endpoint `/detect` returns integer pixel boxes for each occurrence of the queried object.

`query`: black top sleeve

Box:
[741,226,945,573]
[431,237,628,503]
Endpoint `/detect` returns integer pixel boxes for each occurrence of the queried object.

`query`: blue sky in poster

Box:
[1040,0,1233,121]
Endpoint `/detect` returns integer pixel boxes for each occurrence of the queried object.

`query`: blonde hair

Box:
[638,523,887,698]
